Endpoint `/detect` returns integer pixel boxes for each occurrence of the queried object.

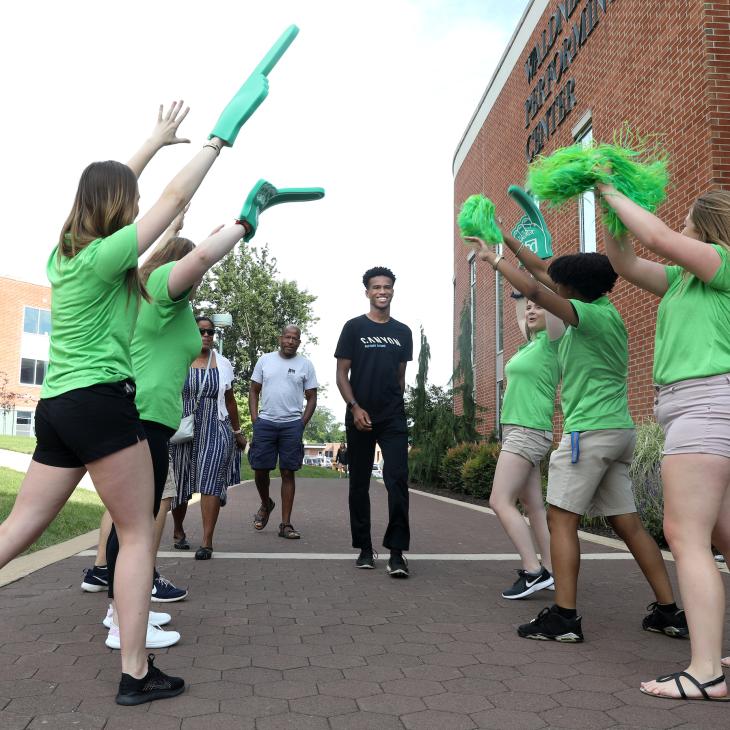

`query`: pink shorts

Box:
[654,373,730,458]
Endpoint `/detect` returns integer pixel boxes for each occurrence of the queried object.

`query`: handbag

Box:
[169,350,213,444]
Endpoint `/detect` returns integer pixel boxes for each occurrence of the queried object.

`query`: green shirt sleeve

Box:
[146,262,191,308]
[708,244,730,291]
[569,298,599,332]
[93,223,139,283]
[665,264,682,288]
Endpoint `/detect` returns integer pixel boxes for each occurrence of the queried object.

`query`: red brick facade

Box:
[453,0,730,434]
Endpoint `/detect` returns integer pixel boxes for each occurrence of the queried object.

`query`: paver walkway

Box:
[0,476,727,729]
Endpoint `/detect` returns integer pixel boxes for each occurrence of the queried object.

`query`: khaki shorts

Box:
[501,425,553,467]
[655,373,730,458]
[160,464,177,501]
[547,429,637,517]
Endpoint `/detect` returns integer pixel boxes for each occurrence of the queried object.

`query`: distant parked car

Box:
[371,464,383,479]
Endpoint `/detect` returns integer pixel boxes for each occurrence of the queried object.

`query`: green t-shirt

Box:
[654,244,730,385]
[558,296,634,432]
[500,331,560,431]
[42,224,139,399]
[131,262,200,430]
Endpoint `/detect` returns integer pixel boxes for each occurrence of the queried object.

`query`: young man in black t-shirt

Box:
[335,266,413,577]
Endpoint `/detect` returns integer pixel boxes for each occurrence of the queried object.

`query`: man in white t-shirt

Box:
[248,325,318,539]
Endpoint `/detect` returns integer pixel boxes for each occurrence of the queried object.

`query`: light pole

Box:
[211,313,233,356]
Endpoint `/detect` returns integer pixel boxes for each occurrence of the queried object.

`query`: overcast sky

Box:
[0,0,529,419]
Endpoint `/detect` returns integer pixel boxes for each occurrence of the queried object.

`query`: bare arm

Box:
[502,230,558,292]
[302,388,317,425]
[602,226,668,297]
[224,388,247,449]
[248,381,262,423]
[598,184,722,283]
[465,236,578,327]
[336,358,372,431]
[127,102,191,178]
[513,293,528,341]
[167,222,249,299]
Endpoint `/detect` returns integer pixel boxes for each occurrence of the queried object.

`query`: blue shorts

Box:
[248,418,305,471]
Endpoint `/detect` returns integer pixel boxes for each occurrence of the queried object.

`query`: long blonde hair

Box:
[57,160,148,301]
[139,236,195,285]
[691,190,730,252]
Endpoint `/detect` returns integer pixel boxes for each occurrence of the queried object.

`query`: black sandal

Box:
[253,498,275,531]
[640,671,730,701]
[278,523,301,539]
[173,534,190,550]
[194,546,213,560]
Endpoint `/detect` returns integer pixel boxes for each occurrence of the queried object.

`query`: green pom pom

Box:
[526,125,669,236]
[458,194,503,244]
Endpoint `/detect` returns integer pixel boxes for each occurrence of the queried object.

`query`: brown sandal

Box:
[253,498,275,530]
[278,523,301,539]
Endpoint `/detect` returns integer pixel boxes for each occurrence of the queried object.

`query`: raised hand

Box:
[150,101,191,147]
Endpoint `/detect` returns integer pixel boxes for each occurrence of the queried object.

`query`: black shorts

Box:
[248,418,305,471]
[33,380,146,468]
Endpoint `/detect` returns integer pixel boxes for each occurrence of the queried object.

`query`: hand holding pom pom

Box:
[458,194,504,244]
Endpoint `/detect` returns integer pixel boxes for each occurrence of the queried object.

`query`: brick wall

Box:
[0,276,51,409]
[454,0,727,434]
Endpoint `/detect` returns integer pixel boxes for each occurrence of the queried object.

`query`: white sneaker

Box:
[105,621,180,650]
[102,604,172,629]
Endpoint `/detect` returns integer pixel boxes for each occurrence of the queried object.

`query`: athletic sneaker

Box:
[642,602,689,638]
[151,571,188,603]
[102,604,171,629]
[387,552,409,578]
[502,567,554,599]
[81,566,109,592]
[116,653,185,705]
[355,548,376,569]
[105,621,181,650]
[518,605,584,642]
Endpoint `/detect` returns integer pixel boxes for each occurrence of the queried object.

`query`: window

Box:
[20,358,46,385]
[495,380,504,441]
[576,125,596,253]
[469,255,477,367]
[15,410,32,437]
[495,244,504,354]
[23,306,51,335]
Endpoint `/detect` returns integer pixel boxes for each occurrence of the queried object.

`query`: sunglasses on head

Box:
[199,328,215,336]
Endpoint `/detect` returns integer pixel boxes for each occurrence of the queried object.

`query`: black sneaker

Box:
[81,566,109,592]
[355,548,376,569]
[387,552,409,578]
[518,605,584,642]
[502,567,554,599]
[642,602,689,638]
[116,653,185,706]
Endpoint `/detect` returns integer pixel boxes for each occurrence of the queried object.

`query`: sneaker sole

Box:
[116,685,185,706]
[518,630,583,642]
[502,577,554,600]
[105,635,181,650]
[81,582,107,592]
[387,568,409,578]
[644,625,689,639]
[150,593,188,603]
[103,614,172,629]
[356,564,375,569]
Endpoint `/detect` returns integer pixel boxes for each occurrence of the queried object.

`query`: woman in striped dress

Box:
[170,317,244,559]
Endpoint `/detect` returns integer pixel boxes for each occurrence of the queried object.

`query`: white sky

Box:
[0,0,528,419]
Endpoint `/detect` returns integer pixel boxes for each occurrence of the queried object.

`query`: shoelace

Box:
[155,575,172,588]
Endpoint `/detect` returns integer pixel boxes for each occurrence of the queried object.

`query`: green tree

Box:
[303,405,345,444]
[452,300,480,441]
[196,244,318,397]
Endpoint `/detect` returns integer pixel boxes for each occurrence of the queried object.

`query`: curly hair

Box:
[362,266,396,289]
[547,253,618,302]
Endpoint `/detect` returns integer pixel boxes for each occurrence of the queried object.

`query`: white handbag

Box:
[169,351,212,444]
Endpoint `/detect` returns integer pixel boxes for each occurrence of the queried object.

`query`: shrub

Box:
[461,443,502,499]
[630,420,666,545]
[440,442,481,492]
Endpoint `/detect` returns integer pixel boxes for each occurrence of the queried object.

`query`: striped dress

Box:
[170,366,241,507]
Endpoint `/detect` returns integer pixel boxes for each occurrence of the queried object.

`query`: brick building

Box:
[0,276,51,435]
[453,0,730,435]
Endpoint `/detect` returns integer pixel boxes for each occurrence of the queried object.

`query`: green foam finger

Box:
[253,25,300,77]
[508,185,553,259]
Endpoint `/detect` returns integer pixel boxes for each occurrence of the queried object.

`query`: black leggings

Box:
[106,420,174,599]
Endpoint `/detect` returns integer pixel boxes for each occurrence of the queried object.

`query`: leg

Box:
[172,502,188,541]
[87,441,155,678]
[607,512,674,604]
[520,465,552,572]
[711,487,730,667]
[280,469,296,525]
[346,424,377,549]
[153,498,172,557]
[547,505,582,609]
[377,418,410,552]
[641,454,730,699]
[0,461,85,568]
[490,452,543,573]
[95,510,113,566]
[255,469,271,507]
[199,494,221,549]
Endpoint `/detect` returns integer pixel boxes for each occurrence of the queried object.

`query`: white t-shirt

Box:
[252,351,318,423]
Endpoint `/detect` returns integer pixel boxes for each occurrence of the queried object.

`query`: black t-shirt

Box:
[335,314,413,423]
